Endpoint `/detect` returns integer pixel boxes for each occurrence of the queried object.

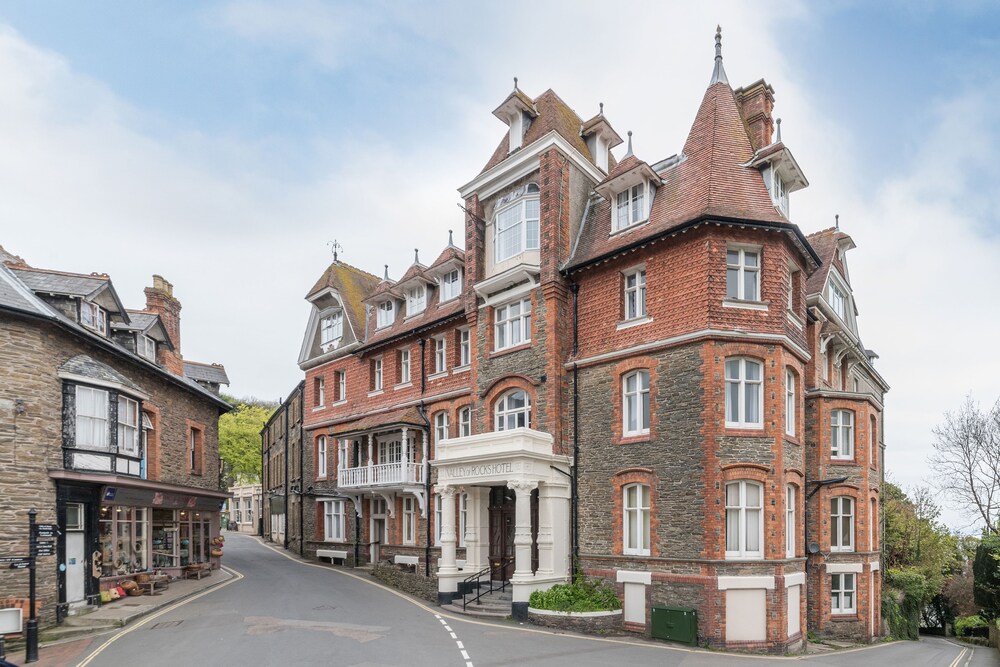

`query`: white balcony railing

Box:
[338,461,423,488]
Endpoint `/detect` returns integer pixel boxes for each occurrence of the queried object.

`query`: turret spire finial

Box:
[327,239,343,262]
[448,229,454,246]
[599,102,604,116]
[625,130,633,157]
[835,214,840,230]
[414,248,420,264]
[513,76,518,90]
[710,25,729,86]
[384,264,389,281]
[776,118,782,143]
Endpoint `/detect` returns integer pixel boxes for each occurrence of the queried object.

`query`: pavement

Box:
[1,565,233,666]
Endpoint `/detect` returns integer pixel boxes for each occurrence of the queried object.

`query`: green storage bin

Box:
[650,605,698,645]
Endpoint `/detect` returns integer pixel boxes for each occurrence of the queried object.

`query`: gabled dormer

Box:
[580,104,624,173]
[298,259,380,369]
[112,310,173,364]
[594,134,662,234]
[9,265,128,339]
[427,232,465,303]
[493,78,539,154]
[396,250,432,318]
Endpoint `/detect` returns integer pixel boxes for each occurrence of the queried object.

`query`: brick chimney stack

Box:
[733,79,776,152]
[144,275,184,375]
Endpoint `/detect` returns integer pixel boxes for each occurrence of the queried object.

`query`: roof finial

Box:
[327,239,343,262]
[625,130,633,157]
[414,248,420,264]
[448,229,454,246]
[599,102,604,116]
[835,214,840,230]
[710,25,729,86]
[513,76,518,90]
[775,118,782,143]
[384,264,389,281]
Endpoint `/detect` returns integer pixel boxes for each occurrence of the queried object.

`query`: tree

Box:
[973,535,1000,621]
[929,395,1000,533]
[218,395,275,488]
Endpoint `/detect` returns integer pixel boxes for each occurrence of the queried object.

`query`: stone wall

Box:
[370,563,437,603]
[527,608,623,635]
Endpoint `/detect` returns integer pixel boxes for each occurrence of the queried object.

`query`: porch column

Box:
[366,434,373,484]
[437,485,460,605]
[536,483,555,576]
[401,427,410,484]
[463,488,481,572]
[508,480,537,620]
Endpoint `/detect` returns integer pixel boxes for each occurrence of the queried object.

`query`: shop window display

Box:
[99,506,148,576]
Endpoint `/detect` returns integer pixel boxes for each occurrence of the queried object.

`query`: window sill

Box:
[452,365,471,375]
[787,309,805,330]
[394,382,413,390]
[723,554,764,561]
[830,457,856,464]
[830,613,859,620]
[331,399,347,407]
[618,433,651,445]
[312,406,325,412]
[367,390,384,397]
[723,299,769,311]
[427,371,448,381]
[784,435,801,446]
[617,316,652,331]
[623,550,651,557]
[724,424,765,432]
[490,342,531,358]
[609,218,649,237]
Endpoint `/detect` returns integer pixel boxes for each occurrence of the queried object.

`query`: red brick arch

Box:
[611,468,659,557]
[483,376,538,431]
[611,356,659,444]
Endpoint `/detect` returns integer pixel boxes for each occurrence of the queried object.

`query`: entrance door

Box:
[66,531,85,604]
[370,498,387,564]
[488,487,515,581]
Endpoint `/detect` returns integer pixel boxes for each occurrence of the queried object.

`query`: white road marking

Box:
[456,640,464,649]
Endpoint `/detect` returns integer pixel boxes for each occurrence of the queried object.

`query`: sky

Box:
[1,1,998,531]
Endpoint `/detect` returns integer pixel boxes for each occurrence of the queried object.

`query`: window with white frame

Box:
[117,396,139,456]
[402,497,416,544]
[494,184,540,262]
[372,358,383,391]
[623,483,651,555]
[870,416,877,466]
[136,334,156,362]
[406,285,426,316]
[317,436,327,478]
[399,348,411,384]
[725,358,763,428]
[434,411,449,443]
[831,410,854,459]
[458,406,472,437]
[494,298,531,350]
[336,371,346,402]
[771,170,788,214]
[785,369,796,436]
[315,377,325,407]
[786,485,796,558]
[622,370,650,436]
[80,300,106,334]
[830,496,854,552]
[787,269,795,311]
[726,480,763,559]
[338,439,348,470]
[623,269,647,320]
[76,386,109,450]
[614,183,649,231]
[434,495,442,546]
[321,311,343,345]
[828,281,846,321]
[377,300,395,328]
[441,269,462,301]
[434,337,447,373]
[831,573,856,614]
[458,493,467,547]
[870,498,878,550]
[458,328,471,367]
[324,500,345,541]
[726,247,760,301]
[495,390,530,431]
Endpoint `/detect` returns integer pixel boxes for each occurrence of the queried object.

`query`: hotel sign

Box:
[443,462,514,479]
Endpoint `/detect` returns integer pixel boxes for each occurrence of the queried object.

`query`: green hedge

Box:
[954,614,989,637]
[528,579,622,612]
[883,568,928,640]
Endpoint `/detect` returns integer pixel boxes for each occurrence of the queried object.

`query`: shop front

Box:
[431,427,571,619]
[50,471,228,610]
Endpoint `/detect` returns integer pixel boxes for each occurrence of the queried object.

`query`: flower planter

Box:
[527,607,623,634]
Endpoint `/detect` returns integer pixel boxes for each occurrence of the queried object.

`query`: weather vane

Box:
[327,239,343,261]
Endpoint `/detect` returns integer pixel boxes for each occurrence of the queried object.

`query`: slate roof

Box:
[0,263,51,317]
[427,245,465,273]
[361,290,466,352]
[479,89,611,176]
[331,406,425,436]
[184,361,230,386]
[112,311,158,332]
[10,266,110,298]
[805,228,853,295]
[60,354,147,395]
[566,77,818,272]
[306,261,381,342]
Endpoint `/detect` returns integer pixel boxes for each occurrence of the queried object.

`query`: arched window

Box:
[434,411,449,443]
[458,406,472,437]
[494,184,540,262]
[495,390,531,431]
[725,358,763,428]
[785,369,796,436]
[831,410,854,459]
[725,480,763,559]
[786,484,796,558]
[830,496,854,552]
[622,370,650,436]
[623,483,651,555]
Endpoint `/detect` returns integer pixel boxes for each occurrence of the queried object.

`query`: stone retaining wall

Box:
[527,608,623,635]
[371,563,438,603]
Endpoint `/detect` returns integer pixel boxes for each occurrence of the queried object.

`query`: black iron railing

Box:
[462,557,513,611]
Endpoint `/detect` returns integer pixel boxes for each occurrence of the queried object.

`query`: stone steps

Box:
[444,586,512,618]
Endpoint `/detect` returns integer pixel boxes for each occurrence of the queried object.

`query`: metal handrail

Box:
[462,557,514,611]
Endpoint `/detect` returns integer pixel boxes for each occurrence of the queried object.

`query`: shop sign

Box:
[444,461,514,479]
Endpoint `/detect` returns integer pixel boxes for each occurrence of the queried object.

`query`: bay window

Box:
[726,247,760,301]
[830,496,854,552]
[494,298,531,351]
[831,410,854,459]
[725,358,763,428]
[726,480,763,559]
[76,386,109,450]
[494,184,540,262]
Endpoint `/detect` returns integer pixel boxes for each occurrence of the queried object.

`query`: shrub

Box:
[884,568,928,640]
[954,614,989,638]
[528,579,622,612]
[973,535,1000,621]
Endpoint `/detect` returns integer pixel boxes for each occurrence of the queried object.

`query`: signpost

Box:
[2,510,57,663]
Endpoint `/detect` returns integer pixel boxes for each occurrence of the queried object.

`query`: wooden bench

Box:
[183,565,211,580]
[316,549,348,562]
[393,554,419,566]
[139,575,170,596]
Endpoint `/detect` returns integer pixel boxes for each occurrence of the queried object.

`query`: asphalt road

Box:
[67,534,999,667]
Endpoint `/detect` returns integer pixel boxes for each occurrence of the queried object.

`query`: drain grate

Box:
[151,620,183,629]
[312,605,337,611]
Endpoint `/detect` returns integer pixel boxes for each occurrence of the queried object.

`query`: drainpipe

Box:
[299,383,305,557]
[259,431,265,537]
[418,337,432,576]
[283,400,289,551]
[570,281,580,582]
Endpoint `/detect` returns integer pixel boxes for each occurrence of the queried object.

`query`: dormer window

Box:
[136,334,157,362]
[828,283,845,321]
[770,169,788,215]
[405,285,426,316]
[494,183,540,263]
[377,300,395,328]
[321,311,343,348]
[80,301,106,335]
[440,269,462,301]
[614,182,650,231]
